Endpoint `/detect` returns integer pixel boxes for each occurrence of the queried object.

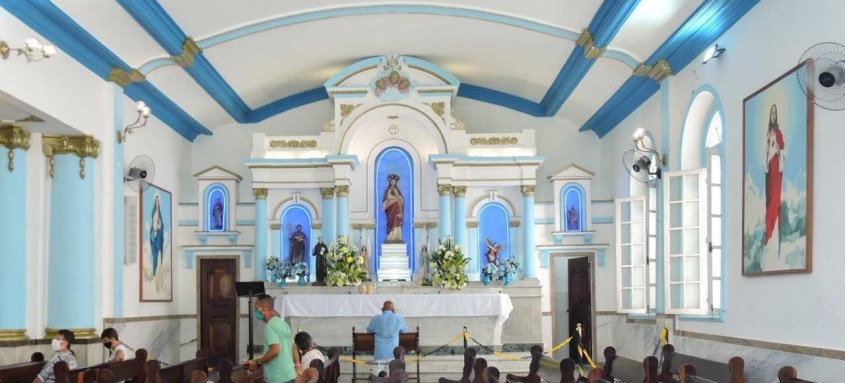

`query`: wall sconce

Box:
[0,38,57,63]
[117,101,151,144]
[702,44,725,64]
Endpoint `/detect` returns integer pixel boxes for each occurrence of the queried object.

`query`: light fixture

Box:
[702,44,725,64]
[0,38,57,63]
[630,127,666,178]
[117,101,151,143]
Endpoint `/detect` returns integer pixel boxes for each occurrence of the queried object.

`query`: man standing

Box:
[246,294,301,383]
[366,301,407,375]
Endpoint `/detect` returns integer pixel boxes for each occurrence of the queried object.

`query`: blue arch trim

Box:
[478,202,511,271]
[0,0,211,141]
[561,183,587,232]
[541,0,641,116]
[583,0,760,137]
[676,84,725,168]
[117,0,251,122]
[204,184,229,231]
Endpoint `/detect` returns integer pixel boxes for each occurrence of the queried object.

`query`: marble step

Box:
[334,354,532,383]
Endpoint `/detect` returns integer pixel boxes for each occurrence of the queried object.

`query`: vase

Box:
[482,274,492,286]
[503,274,514,286]
[297,275,307,286]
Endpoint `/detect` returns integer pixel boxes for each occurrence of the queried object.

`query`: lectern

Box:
[234,281,266,360]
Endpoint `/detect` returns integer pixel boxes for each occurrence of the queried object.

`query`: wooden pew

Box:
[323,348,340,383]
[216,359,263,383]
[157,351,212,383]
[108,348,149,383]
[505,345,542,383]
[438,348,475,383]
[0,360,46,383]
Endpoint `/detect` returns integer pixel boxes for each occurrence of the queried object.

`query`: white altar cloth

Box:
[274,293,513,324]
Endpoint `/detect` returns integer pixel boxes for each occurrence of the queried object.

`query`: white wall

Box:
[599,0,845,379]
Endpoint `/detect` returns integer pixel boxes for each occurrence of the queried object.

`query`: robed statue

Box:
[312,237,328,286]
[567,206,580,231]
[212,198,224,230]
[484,238,503,265]
[289,224,307,264]
[382,174,404,242]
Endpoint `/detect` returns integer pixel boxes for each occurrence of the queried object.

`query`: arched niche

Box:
[478,202,511,272]
[279,204,313,267]
[372,146,416,271]
[561,183,586,232]
[204,183,229,232]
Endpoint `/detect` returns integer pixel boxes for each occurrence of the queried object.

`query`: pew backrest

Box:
[671,353,731,383]
[0,361,46,383]
[108,349,149,383]
[158,357,209,383]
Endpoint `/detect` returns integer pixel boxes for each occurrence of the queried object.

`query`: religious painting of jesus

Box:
[742,61,813,276]
[140,183,173,301]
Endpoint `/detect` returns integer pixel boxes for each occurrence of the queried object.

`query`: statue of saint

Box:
[289,224,307,264]
[212,197,224,230]
[567,206,580,231]
[382,174,404,242]
[312,237,328,286]
[484,238,503,266]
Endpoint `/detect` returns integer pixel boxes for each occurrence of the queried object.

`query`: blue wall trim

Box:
[541,0,641,116]
[0,0,211,141]
[117,0,251,122]
[582,0,760,137]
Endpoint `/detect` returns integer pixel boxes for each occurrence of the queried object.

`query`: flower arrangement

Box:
[430,236,469,290]
[271,262,293,282]
[482,263,499,281]
[498,257,520,280]
[325,236,368,286]
[265,256,280,274]
[293,262,309,278]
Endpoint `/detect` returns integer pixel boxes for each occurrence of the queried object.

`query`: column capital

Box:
[520,185,536,196]
[452,186,467,197]
[270,223,282,230]
[467,221,479,228]
[320,187,335,199]
[335,185,350,197]
[0,125,31,172]
[42,135,100,159]
[252,188,268,200]
[437,184,453,196]
[312,223,323,230]
[509,220,521,228]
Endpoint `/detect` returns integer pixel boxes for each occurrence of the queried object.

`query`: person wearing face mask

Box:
[244,294,301,383]
[101,328,130,363]
[34,329,78,383]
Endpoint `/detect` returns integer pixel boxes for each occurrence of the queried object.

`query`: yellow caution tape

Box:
[579,346,596,368]
[549,337,573,353]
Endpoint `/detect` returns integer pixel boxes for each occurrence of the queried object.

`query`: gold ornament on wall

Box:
[469,137,519,145]
[520,185,536,196]
[0,125,31,172]
[320,187,335,199]
[437,184,453,196]
[268,140,318,148]
[452,186,467,197]
[252,188,268,200]
[335,185,350,197]
[42,135,100,179]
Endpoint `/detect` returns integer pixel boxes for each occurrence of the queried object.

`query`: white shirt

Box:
[109,343,132,362]
[301,349,325,369]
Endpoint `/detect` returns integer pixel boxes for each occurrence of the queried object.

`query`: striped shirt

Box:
[38,351,78,383]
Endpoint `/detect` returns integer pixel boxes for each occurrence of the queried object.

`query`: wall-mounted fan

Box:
[125,155,155,192]
[622,149,662,184]
[797,42,845,111]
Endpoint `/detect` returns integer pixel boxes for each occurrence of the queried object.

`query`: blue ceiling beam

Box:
[117,0,251,123]
[540,0,641,116]
[458,84,544,117]
[584,0,760,137]
[0,0,210,141]
[248,88,329,123]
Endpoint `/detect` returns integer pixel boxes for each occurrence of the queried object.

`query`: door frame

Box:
[549,251,597,361]
[196,256,241,360]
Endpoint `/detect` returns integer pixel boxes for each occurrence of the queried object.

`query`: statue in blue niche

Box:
[382,174,405,243]
[288,224,307,264]
[212,197,224,230]
[567,205,580,231]
[484,238,503,265]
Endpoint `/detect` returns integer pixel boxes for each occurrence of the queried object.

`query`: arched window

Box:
[478,202,511,273]
[627,133,659,313]
[704,111,724,314]
[561,183,586,232]
[204,184,228,232]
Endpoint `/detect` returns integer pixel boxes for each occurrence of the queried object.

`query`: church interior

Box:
[1,0,844,382]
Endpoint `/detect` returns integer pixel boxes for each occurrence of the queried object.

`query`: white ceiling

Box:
[42,0,702,132]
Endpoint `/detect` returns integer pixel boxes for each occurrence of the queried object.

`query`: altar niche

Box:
[204,184,228,232]
[478,202,511,271]
[280,204,312,269]
[374,147,415,272]
[561,183,586,232]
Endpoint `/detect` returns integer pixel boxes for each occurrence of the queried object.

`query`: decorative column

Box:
[437,184,452,240]
[453,186,468,251]
[253,188,268,280]
[521,185,537,279]
[270,223,282,275]
[467,222,479,280]
[335,185,349,238]
[320,188,335,243]
[0,126,30,341]
[509,221,520,275]
[44,135,99,338]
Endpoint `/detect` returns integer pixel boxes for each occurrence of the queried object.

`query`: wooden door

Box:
[568,256,591,361]
[199,259,237,363]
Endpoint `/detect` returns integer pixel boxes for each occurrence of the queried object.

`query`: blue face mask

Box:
[253,308,264,321]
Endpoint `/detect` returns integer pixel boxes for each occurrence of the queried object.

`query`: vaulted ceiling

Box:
[0,0,759,140]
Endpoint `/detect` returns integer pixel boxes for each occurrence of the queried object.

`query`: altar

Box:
[266,280,542,352]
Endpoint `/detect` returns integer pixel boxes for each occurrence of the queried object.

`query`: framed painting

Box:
[742,61,813,276]
[140,182,173,301]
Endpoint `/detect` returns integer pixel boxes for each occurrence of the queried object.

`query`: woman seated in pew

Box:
[294,332,325,371]
[101,328,132,363]
[34,329,77,383]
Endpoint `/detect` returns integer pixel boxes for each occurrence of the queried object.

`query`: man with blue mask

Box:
[367,300,407,375]
[245,294,302,383]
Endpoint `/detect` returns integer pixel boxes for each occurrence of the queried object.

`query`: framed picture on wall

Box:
[140,182,174,301]
[742,61,813,276]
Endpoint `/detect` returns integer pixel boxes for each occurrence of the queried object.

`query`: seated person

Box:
[101,327,131,362]
[367,301,407,375]
[295,332,325,369]
[34,329,78,383]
